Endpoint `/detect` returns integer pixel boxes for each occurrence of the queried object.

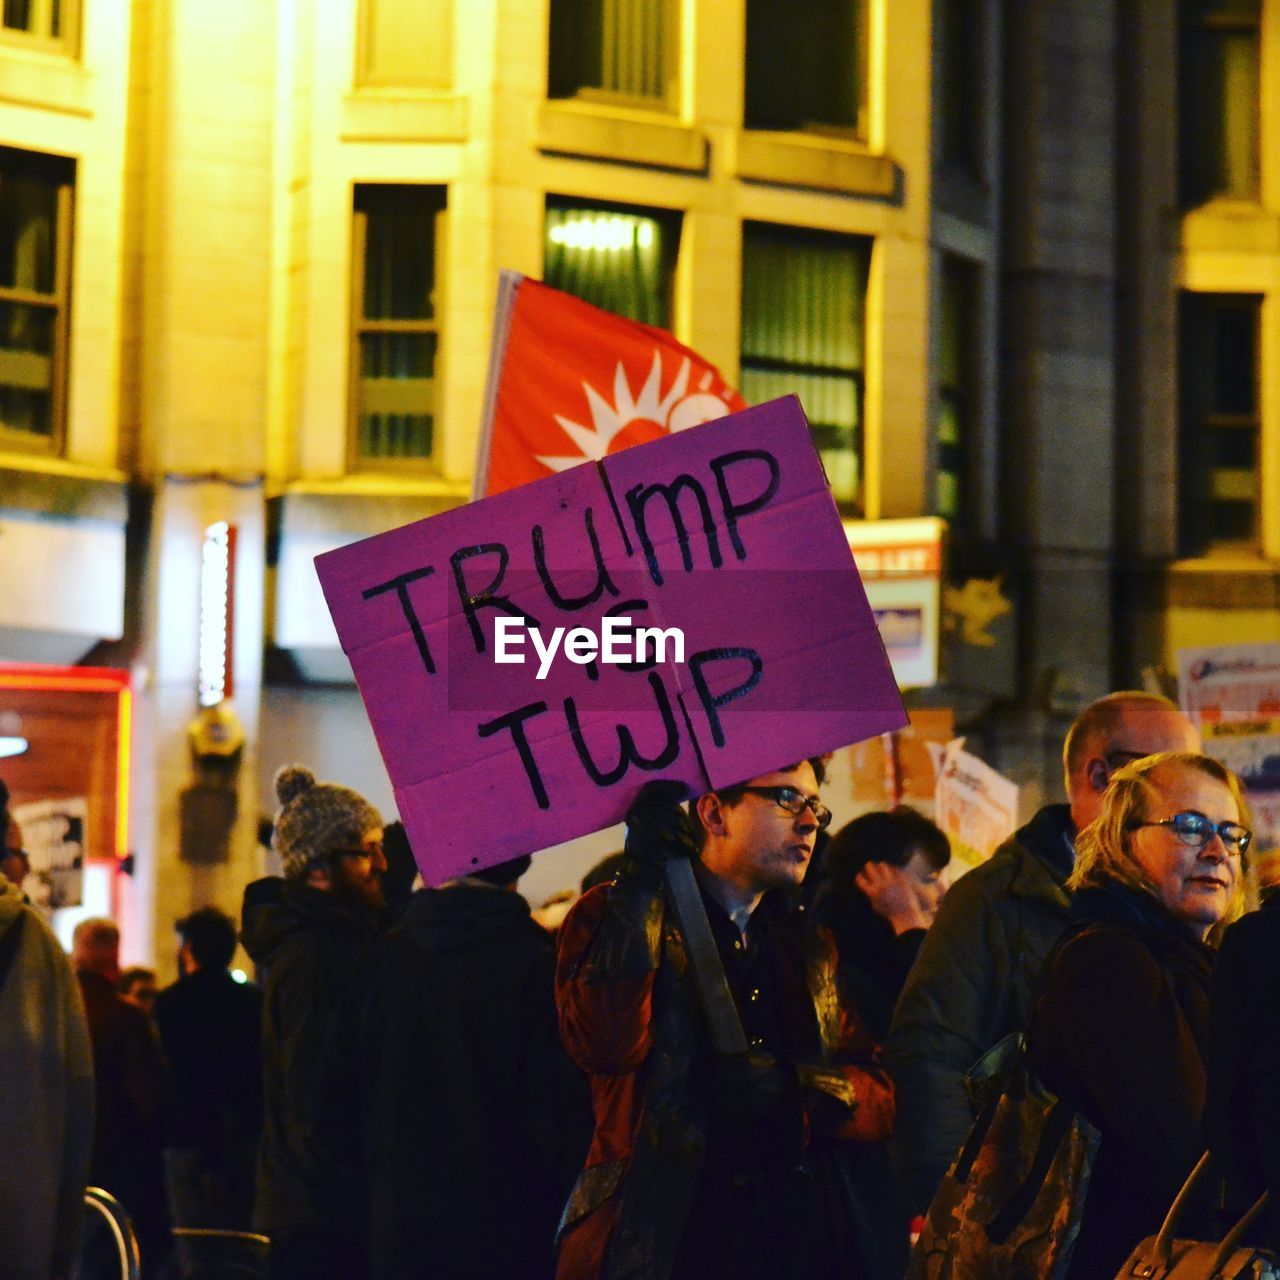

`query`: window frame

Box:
[743,0,869,139]
[541,195,681,329]
[934,256,979,534]
[936,0,986,178]
[0,0,81,57]
[1178,0,1263,207]
[1177,290,1264,558]
[347,184,447,473]
[739,221,872,516]
[546,0,679,112]
[0,148,74,459]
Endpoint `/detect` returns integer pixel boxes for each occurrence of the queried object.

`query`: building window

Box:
[1179,293,1261,555]
[547,0,675,107]
[1,0,78,53]
[0,148,73,454]
[740,224,871,512]
[745,0,866,135]
[936,258,977,529]
[350,185,445,466]
[1179,0,1261,205]
[543,199,680,328]
[936,0,984,175]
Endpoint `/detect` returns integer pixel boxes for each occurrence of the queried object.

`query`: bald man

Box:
[885,692,1200,1213]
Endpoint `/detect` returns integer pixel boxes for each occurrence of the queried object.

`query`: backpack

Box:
[905,1030,1101,1280]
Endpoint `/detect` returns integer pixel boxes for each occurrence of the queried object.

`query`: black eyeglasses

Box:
[739,786,832,830]
[1129,811,1252,856]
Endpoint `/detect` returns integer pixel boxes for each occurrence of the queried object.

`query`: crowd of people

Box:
[2,689,1279,1280]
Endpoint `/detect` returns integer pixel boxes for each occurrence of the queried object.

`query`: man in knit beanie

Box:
[241,765,386,1280]
[270,765,386,905]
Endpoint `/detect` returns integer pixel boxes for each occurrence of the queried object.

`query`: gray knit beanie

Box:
[271,765,383,879]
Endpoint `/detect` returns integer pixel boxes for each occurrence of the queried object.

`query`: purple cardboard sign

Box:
[316,396,906,884]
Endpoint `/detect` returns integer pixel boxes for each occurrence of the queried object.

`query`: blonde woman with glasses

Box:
[1025,751,1250,1280]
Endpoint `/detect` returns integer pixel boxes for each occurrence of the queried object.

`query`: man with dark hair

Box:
[365,851,591,1280]
[154,905,262,1231]
[885,691,1201,1213]
[241,764,387,1280]
[118,965,158,1017]
[556,761,893,1280]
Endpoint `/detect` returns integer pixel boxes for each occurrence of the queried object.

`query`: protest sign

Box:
[932,738,1018,874]
[848,707,955,808]
[12,795,87,910]
[318,396,906,884]
[1178,642,1280,849]
[474,272,747,497]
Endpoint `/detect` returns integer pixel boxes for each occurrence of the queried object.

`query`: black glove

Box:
[620,779,698,886]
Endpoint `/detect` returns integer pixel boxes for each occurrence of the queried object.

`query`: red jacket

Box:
[555,877,894,1280]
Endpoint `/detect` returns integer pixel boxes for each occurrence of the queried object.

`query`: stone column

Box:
[996,0,1119,782]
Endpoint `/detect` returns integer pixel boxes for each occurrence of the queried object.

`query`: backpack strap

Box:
[985,1097,1077,1244]
[954,1033,1027,1183]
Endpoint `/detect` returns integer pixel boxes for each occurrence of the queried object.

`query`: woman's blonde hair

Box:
[1069,751,1251,928]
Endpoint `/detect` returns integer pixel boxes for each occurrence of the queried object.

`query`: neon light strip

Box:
[0,665,132,864]
[199,521,232,707]
[115,687,131,861]
[0,673,129,693]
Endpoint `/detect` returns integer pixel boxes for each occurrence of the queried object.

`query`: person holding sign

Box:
[554,763,893,1280]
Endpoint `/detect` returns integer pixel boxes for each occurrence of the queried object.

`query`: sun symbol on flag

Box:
[536,352,734,473]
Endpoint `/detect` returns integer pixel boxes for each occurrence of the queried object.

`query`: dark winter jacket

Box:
[815,888,924,1044]
[1208,896,1280,1251]
[79,966,171,1269]
[811,888,922,1280]
[885,803,1074,1211]
[555,872,894,1280]
[1028,881,1217,1280]
[0,880,95,1280]
[154,966,263,1151]
[240,877,387,1246]
[364,881,591,1280]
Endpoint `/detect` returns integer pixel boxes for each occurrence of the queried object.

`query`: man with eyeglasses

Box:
[241,764,387,1280]
[885,691,1201,1217]
[555,760,894,1280]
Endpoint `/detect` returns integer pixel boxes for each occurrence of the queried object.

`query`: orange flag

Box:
[474,272,748,497]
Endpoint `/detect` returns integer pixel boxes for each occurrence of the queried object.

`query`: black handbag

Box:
[1117,1152,1278,1279]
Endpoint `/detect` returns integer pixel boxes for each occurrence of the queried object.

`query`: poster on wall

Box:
[11,796,87,911]
[931,738,1018,876]
[848,707,956,810]
[845,518,944,689]
[1177,642,1280,851]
